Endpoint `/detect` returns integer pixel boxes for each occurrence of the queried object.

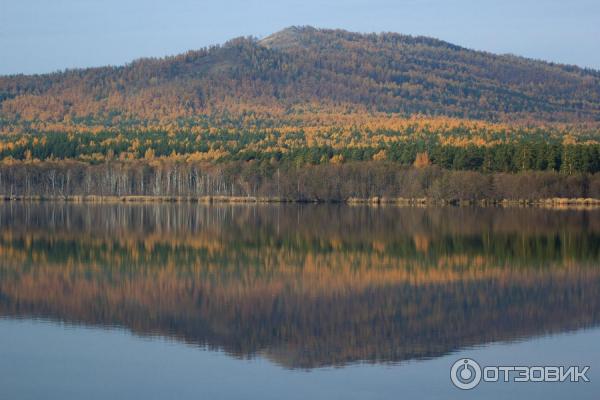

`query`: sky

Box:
[1,0,599,75]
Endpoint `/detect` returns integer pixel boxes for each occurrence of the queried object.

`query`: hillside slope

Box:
[1,26,599,124]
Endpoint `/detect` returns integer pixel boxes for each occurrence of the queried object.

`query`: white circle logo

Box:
[451,358,482,390]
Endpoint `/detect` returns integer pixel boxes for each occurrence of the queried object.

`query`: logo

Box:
[450,358,591,390]
[450,358,482,390]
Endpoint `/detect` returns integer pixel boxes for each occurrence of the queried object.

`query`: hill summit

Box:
[1,26,600,123]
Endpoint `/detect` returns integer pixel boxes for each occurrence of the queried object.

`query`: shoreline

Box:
[1,195,600,208]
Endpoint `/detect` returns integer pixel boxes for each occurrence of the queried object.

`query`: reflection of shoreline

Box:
[1,203,599,254]
[1,266,600,368]
[1,203,599,369]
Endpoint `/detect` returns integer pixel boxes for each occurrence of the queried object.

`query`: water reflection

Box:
[0,203,599,368]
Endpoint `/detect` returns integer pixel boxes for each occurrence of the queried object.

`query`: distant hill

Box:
[1,26,600,123]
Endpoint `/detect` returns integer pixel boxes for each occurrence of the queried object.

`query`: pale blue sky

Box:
[1,0,599,75]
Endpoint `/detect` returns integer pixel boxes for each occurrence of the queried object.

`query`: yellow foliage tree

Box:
[414,152,430,168]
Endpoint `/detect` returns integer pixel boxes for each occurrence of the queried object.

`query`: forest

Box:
[2,27,600,123]
[1,27,600,201]
[1,160,600,202]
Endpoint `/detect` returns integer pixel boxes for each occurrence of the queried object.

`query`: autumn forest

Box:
[1,27,600,201]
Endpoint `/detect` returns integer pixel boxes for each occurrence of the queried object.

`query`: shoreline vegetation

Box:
[2,195,600,208]
[2,160,600,207]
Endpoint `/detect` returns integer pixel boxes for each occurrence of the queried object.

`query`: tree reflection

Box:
[0,203,599,368]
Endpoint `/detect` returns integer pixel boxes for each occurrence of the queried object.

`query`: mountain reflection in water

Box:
[0,203,599,369]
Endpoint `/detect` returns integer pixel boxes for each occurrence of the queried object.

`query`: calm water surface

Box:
[0,203,599,399]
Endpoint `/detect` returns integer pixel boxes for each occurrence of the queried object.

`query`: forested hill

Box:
[1,26,600,124]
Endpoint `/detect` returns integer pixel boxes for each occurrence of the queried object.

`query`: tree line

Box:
[1,160,599,201]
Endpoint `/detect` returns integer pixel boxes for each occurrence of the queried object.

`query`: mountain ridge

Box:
[1,26,600,123]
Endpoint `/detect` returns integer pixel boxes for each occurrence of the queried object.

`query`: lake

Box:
[0,203,599,399]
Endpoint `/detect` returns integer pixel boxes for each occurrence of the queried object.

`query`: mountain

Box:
[1,26,600,124]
